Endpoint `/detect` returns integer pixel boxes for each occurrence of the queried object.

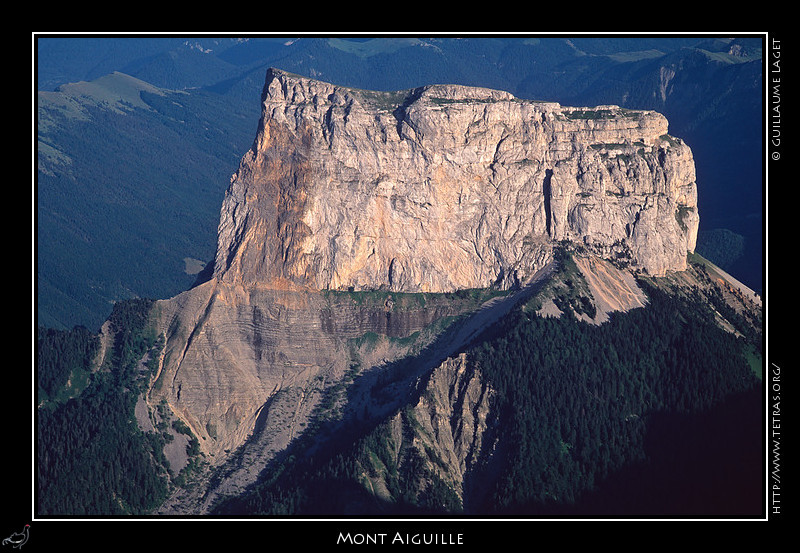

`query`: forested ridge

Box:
[209,269,763,517]
[37,299,171,515]
[474,280,761,515]
[37,86,256,330]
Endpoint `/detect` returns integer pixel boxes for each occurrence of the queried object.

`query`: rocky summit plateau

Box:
[130,68,704,513]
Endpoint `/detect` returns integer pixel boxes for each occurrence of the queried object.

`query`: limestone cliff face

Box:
[214,68,698,293]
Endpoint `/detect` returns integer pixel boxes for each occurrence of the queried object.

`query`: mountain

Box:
[35,35,763,331]
[213,69,698,293]
[155,68,701,463]
[36,71,259,329]
[36,70,763,519]
[35,37,283,92]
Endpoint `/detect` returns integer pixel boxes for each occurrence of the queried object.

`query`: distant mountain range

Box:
[36,35,763,331]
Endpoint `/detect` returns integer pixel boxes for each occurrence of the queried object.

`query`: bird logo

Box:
[2,525,29,549]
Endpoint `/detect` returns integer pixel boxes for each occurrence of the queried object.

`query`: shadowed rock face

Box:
[148,68,699,472]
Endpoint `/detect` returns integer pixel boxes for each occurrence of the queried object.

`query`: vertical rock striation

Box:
[214,68,698,293]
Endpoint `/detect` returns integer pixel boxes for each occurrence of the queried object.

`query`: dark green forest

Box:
[37,86,256,330]
[474,282,761,515]
[37,325,98,403]
[210,276,763,517]
[37,298,171,515]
